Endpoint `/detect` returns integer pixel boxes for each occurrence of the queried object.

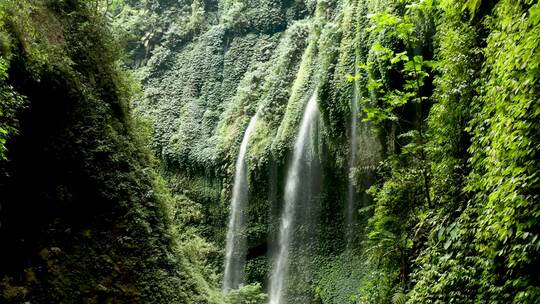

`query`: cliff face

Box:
[118,0,381,300]
[0,1,220,303]
[120,0,540,303]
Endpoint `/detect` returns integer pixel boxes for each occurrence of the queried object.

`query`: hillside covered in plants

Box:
[1,0,539,303]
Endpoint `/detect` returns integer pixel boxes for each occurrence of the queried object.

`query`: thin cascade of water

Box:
[269,93,320,304]
[346,83,359,248]
[223,114,258,292]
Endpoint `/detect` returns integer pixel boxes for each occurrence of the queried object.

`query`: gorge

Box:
[0,0,539,303]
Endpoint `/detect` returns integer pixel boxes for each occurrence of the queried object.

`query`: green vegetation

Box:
[355,1,540,303]
[0,0,538,303]
[0,1,223,303]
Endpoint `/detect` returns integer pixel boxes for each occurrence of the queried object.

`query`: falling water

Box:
[346,83,359,247]
[223,114,258,292]
[269,93,319,304]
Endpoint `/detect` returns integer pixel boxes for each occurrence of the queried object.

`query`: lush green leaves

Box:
[356,0,540,303]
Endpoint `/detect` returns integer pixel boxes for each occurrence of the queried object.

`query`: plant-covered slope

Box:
[0,1,223,303]
[353,0,540,303]
[115,0,373,291]
[112,0,540,303]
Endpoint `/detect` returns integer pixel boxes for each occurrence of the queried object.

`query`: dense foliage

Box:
[355,0,540,303]
[0,1,222,303]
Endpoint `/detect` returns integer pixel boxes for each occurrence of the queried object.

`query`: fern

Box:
[391,291,407,304]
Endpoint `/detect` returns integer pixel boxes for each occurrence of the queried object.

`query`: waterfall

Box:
[346,83,359,247]
[269,93,320,304]
[223,114,258,292]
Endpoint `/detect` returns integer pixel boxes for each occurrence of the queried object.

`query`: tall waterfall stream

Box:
[223,114,258,292]
[269,93,320,304]
[346,84,359,248]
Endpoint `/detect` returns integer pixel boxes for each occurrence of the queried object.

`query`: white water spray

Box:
[223,114,258,292]
[269,93,319,304]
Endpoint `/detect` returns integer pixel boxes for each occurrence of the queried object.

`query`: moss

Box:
[0,1,223,303]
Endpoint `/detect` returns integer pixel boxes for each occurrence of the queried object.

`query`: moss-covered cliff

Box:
[116,0,540,303]
[116,0,378,299]
[0,1,221,303]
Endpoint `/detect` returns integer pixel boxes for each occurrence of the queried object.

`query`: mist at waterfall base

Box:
[223,115,258,292]
[269,93,321,304]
